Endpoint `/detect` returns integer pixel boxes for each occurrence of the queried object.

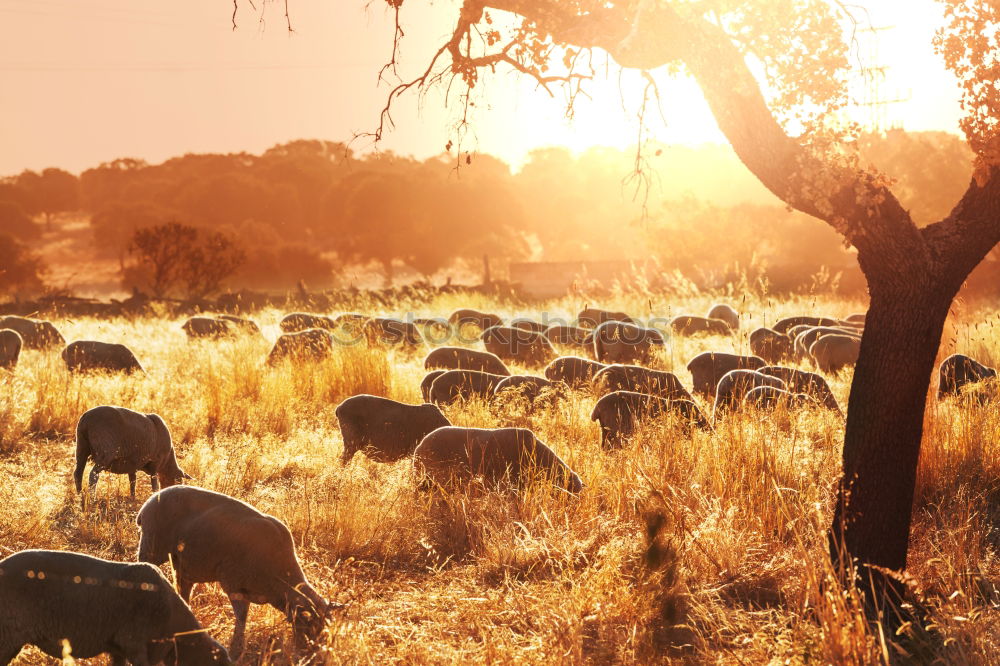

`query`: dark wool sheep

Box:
[62,340,143,374]
[279,312,337,332]
[217,314,262,335]
[423,347,511,376]
[749,327,793,363]
[336,394,450,464]
[481,325,556,367]
[74,405,190,499]
[413,426,583,494]
[413,317,451,341]
[0,329,22,370]
[670,315,732,337]
[448,308,503,331]
[843,312,867,324]
[421,370,447,402]
[744,385,817,410]
[809,334,861,373]
[267,329,334,365]
[0,549,230,666]
[793,326,861,359]
[772,315,840,335]
[938,353,997,400]
[544,356,608,386]
[364,317,423,348]
[577,308,637,328]
[494,375,564,403]
[713,370,786,415]
[686,352,766,395]
[182,316,234,339]
[707,304,740,330]
[544,325,592,345]
[511,318,547,334]
[591,391,710,448]
[0,316,64,350]
[592,321,666,364]
[592,364,693,402]
[429,369,507,404]
[759,366,842,414]
[137,486,334,661]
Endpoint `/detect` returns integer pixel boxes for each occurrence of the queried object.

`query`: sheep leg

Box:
[73,459,87,493]
[88,466,103,491]
[149,475,160,492]
[228,595,250,660]
[128,472,137,498]
[177,575,195,603]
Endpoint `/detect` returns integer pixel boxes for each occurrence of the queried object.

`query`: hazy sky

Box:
[0,0,964,175]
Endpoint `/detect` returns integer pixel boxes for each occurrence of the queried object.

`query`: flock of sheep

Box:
[0,304,996,666]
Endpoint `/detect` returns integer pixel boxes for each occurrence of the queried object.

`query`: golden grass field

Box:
[2,291,999,665]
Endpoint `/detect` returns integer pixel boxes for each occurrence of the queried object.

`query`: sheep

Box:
[74,405,190,500]
[592,364,693,402]
[592,321,665,365]
[0,329,22,370]
[938,353,997,400]
[707,303,740,330]
[62,340,143,374]
[591,391,710,448]
[670,315,731,337]
[216,314,262,335]
[0,315,64,350]
[267,328,334,365]
[749,327,793,363]
[336,395,450,464]
[182,316,234,339]
[0,549,230,666]
[481,325,556,367]
[577,308,637,328]
[424,347,511,376]
[686,352,766,395]
[280,312,338,332]
[544,356,608,386]
[511,318,547,334]
[713,370,786,416]
[137,486,334,661]
[759,366,842,414]
[793,326,861,359]
[743,385,817,411]
[772,315,840,335]
[413,317,451,342]
[809,334,861,373]
[413,426,583,494]
[843,312,867,324]
[421,370,447,402]
[364,317,423,348]
[428,369,507,404]
[448,308,503,331]
[493,375,564,404]
[544,325,592,346]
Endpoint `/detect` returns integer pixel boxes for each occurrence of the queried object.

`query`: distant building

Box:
[509,260,645,298]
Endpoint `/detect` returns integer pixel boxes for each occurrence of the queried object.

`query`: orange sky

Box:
[0,0,965,175]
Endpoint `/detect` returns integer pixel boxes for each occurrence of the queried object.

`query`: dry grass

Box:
[1,291,999,664]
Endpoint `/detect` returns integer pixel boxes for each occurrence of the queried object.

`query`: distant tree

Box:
[91,201,178,270]
[14,168,80,230]
[0,233,47,296]
[0,201,41,240]
[127,222,245,299]
[80,158,149,211]
[180,229,247,299]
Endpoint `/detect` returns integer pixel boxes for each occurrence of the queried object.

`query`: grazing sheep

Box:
[670,315,731,337]
[749,327,793,363]
[280,312,337,332]
[62,340,143,374]
[182,316,234,339]
[759,366,842,414]
[577,308,636,328]
[713,370,786,415]
[744,385,816,410]
[413,426,583,494]
[481,325,556,367]
[448,308,503,331]
[336,395,450,464]
[421,370,447,402]
[334,312,369,328]
[784,324,815,342]
[938,353,997,400]
[687,352,766,395]
[772,315,840,335]
[364,317,423,348]
[494,375,563,403]
[511,318,547,334]
[592,364,693,401]
[0,316,64,350]
[0,329,22,370]
[428,369,507,404]
[707,304,740,330]
[793,326,861,359]
[544,356,608,386]
[544,325,591,345]
[591,391,709,448]
[0,549,230,666]
[267,328,334,365]
[74,405,190,499]
[809,334,861,373]
[137,486,333,661]
[592,321,665,364]
[843,312,867,324]
[217,314,262,335]
[424,347,511,376]
[413,317,451,342]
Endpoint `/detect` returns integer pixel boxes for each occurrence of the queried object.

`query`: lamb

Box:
[137,486,333,660]
[592,321,666,364]
[772,315,840,335]
[336,395,450,464]
[670,315,732,337]
[62,340,144,374]
[544,356,608,386]
[809,334,861,373]
[74,405,190,499]
[713,370,786,415]
[759,366,842,414]
[577,308,637,328]
[793,326,861,359]
[448,308,503,331]
[0,316,64,349]
[544,325,592,346]
[749,327,793,364]
[0,329,22,370]
[591,391,710,448]
[428,369,507,404]
[481,325,556,367]
[413,426,583,494]
[364,317,423,348]
[217,314,262,335]
[744,385,817,411]
[267,328,334,365]
[493,375,564,403]
[592,364,693,402]
[938,353,997,400]
[280,312,337,333]
[842,312,867,325]
[182,316,234,339]
[511,318,547,333]
[686,352,766,394]
[424,346,511,376]
[707,303,739,330]
[420,370,447,401]
[0,549,230,666]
